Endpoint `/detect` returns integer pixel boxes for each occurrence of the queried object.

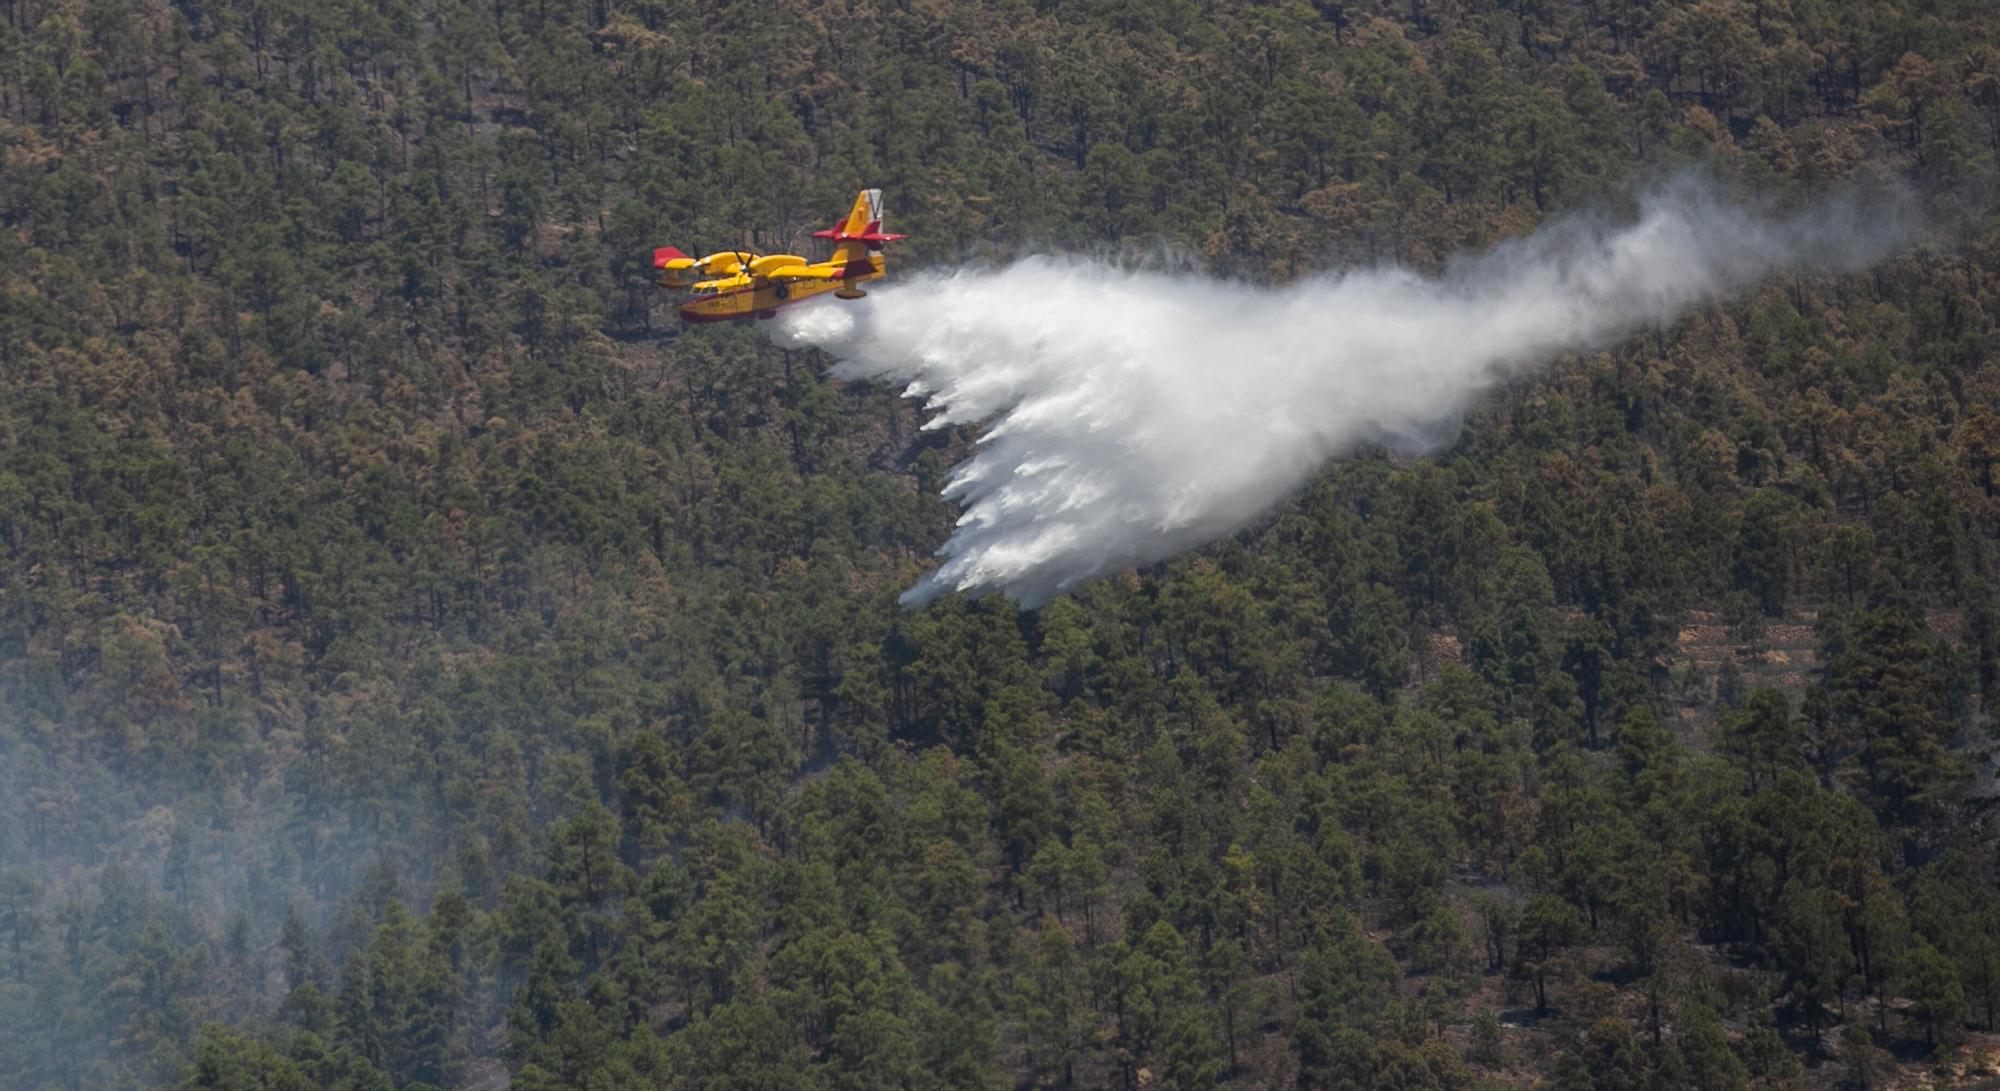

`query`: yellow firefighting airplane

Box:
[654,188,906,324]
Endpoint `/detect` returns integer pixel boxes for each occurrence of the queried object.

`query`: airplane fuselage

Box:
[676,253,886,323]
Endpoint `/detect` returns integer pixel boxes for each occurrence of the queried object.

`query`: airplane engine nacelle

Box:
[747,254,808,276]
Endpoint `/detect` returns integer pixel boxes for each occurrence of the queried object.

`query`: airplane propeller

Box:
[741,250,792,298]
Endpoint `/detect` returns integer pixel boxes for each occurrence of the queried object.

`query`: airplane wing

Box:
[697,251,748,274]
[746,254,808,277]
[692,273,755,293]
[764,265,843,282]
[654,246,700,286]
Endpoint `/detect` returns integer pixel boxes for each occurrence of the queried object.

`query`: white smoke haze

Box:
[774,177,1916,606]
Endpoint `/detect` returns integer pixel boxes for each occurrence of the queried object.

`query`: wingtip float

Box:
[654,188,906,324]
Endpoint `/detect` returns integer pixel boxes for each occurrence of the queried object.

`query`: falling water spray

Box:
[774,177,1915,606]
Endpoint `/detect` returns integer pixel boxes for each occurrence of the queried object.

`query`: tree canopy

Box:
[3,0,2000,1088]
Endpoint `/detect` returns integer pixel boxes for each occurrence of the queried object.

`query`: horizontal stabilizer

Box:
[817,188,904,252]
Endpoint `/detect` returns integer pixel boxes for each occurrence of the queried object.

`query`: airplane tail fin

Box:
[814,188,906,264]
[842,188,881,236]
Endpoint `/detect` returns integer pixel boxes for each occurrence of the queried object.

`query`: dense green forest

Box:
[4,0,2000,1087]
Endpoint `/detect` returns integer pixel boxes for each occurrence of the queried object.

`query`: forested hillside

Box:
[3,0,2000,1088]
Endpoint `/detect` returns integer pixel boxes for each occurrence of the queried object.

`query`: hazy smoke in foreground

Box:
[774,178,1914,606]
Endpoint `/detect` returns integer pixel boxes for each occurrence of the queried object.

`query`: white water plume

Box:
[773,178,1914,606]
